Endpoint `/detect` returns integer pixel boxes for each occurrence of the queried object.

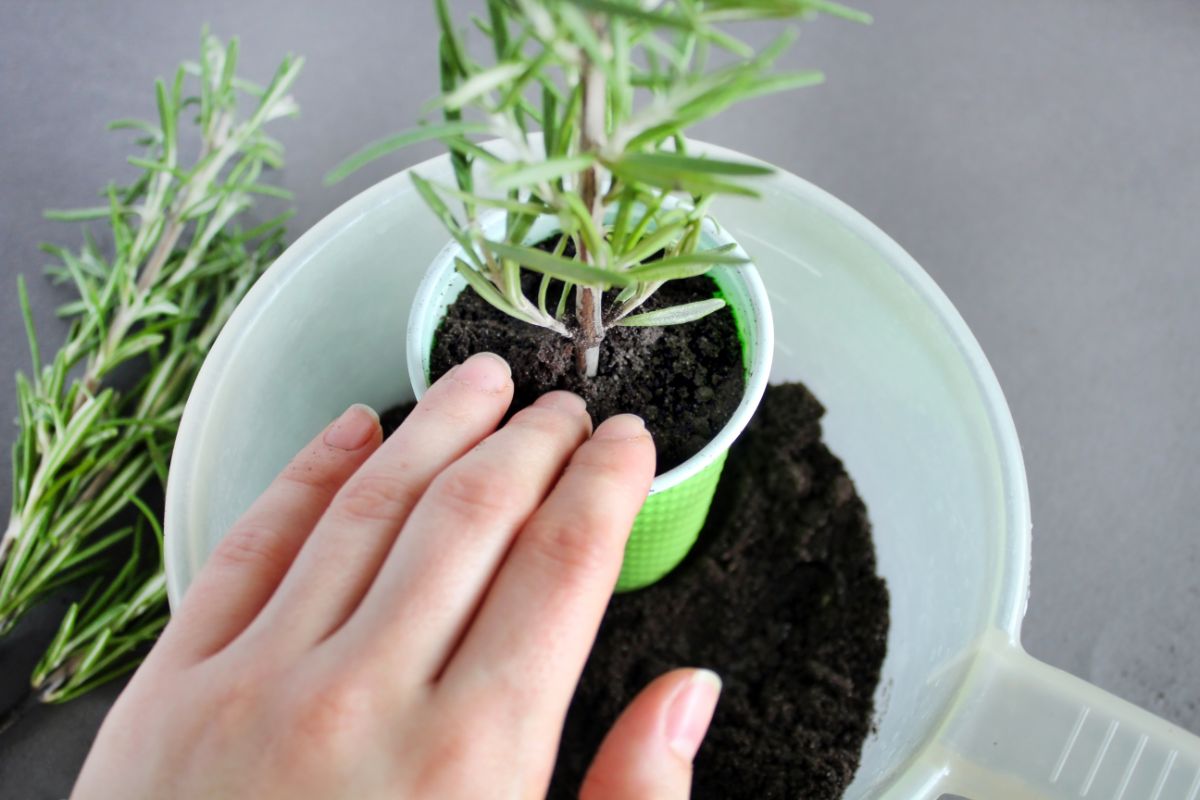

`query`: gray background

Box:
[1,0,1197,795]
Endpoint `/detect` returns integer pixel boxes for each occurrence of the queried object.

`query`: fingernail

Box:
[593,414,647,441]
[450,352,511,393]
[324,404,379,451]
[534,390,587,415]
[665,669,722,761]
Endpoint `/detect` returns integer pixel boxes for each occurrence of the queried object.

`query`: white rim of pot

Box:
[407,205,774,496]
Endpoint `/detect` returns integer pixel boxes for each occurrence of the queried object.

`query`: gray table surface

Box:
[2,0,1198,796]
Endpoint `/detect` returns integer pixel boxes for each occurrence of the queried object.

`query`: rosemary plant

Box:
[329,0,868,376]
[0,32,301,712]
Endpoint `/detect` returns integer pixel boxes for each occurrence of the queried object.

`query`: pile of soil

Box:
[383,383,890,799]
[547,383,889,799]
[429,274,744,473]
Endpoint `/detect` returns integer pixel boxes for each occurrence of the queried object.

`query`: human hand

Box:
[74,352,721,799]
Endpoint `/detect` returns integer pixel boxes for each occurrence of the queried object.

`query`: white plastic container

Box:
[164,139,1200,798]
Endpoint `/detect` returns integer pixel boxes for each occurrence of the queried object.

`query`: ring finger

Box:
[239,353,515,653]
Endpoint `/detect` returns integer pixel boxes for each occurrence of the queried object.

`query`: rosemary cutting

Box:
[329,0,869,377]
[0,31,301,716]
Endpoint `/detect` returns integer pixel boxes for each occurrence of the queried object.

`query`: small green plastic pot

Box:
[407,208,773,591]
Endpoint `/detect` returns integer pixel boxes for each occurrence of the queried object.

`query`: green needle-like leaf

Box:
[434,61,527,111]
[454,257,530,322]
[490,154,597,192]
[431,181,549,217]
[619,215,689,267]
[410,173,482,270]
[563,0,698,30]
[612,151,773,176]
[609,160,763,197]
[43,207,115,222]
[626,250,750,282]
[17,277,41,372]
[704,0,872,24]
[618,297,727,326]
[324,121,491,184]
[435,0,470,75]
[484,240,635,288]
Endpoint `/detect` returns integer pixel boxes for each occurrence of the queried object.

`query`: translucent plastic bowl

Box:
[165,140,1200,798]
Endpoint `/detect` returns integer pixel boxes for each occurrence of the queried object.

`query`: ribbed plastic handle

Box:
[926,631,1200,799]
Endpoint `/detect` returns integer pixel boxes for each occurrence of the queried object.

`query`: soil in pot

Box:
[381,382,889,799]
[428,271,744,473]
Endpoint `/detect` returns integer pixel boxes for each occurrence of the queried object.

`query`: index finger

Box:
[438,414,654,722]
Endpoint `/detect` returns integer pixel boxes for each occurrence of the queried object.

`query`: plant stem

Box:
[0,516,16,563]
[76,114,231,410]
[575,41,607,377]
[575,286,602,375]
[30,657,76,704]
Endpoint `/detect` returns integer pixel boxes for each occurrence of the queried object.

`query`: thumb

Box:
[580,668,722,800]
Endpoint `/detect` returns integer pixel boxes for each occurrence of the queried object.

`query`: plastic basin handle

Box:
[914,631,1200,799]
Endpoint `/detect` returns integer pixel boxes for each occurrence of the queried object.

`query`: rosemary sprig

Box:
[0,31,301,705]
[329,0,868,377]
[31,502,168,706]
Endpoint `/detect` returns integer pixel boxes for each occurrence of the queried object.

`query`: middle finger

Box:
[340,390,592,681]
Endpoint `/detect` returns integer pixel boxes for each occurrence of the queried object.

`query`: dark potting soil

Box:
[547,382,889,799]
[428,273,744,473]
[381,383,889,799]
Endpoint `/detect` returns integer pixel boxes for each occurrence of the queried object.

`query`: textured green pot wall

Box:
[615,449,729,591]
